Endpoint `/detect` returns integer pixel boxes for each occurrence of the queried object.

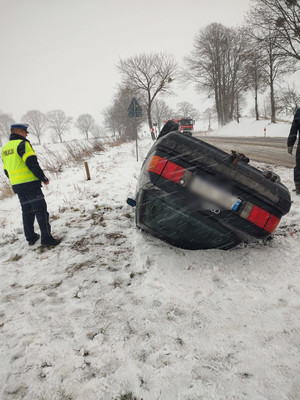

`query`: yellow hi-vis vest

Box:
[1,140,39,186]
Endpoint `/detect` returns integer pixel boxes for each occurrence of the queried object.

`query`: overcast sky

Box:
[0,0,252,126]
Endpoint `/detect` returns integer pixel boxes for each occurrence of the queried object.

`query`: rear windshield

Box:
[141,192,239,249]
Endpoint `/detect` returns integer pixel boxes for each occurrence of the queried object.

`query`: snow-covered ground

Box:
[1,119,300,400]
[207,117,292,137]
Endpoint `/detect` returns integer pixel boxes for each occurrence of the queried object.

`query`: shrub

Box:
[0,177,14,200]
[91,139,105,153]
[107,135,129,147]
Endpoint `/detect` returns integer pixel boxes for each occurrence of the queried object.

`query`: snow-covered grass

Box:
[1,120,300,400]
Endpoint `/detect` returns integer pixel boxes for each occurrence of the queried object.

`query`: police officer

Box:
[1,123,61,246]
[287,108,300,195]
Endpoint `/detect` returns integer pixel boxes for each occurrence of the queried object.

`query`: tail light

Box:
[147,155,168,175]
[264,214,280,233]
[244,204,280,233]
[147,155,185,184]
[247,205,270,228]
[161,161,185,183]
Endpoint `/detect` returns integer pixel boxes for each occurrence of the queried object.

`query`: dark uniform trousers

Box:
[17,188,51,242]
[295,144,300,183]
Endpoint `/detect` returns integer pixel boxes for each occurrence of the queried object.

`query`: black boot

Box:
[28,233,40,245]
[41,236,61,247]
[295,182,300,195]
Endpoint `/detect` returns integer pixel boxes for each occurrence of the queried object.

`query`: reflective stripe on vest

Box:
[1,140,39,185]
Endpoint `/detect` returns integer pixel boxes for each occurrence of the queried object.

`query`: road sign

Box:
[128,98,142,118]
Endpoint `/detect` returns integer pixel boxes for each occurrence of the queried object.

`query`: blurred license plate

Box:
[189,176,241,211]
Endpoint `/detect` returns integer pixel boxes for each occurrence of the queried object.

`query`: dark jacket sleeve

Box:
[17,141,49,183]
[287,119,299,147]
[26,156,49,182]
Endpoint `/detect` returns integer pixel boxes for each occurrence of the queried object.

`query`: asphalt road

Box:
[194,135,296,168]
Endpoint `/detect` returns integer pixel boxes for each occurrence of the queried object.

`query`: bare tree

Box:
[22,110,47,144]
[91,124,107,139]
[277,83,300,116]
[184,24,249,126]
[75,114,95,139]
[176,101,200,121]
[201,107,217,131]
[263,36,288,123]
[247,7,296,123]
[102,106,120,137]
[103,86,146,140]
[0,112,15,145]
[248,0,300,63]
[152,99,175,132]
[244,40,267,120]
[117,52,178,139]
[46,109,73,143]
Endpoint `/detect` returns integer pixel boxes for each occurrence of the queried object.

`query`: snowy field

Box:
[0,119,300,400]
[206,117,293,138]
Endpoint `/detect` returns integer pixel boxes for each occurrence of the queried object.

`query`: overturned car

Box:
[130,124,291,250]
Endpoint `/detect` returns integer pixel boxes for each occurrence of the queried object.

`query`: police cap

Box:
[11,123,29,132]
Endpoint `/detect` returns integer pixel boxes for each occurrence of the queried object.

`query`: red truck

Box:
[163,118,195,135]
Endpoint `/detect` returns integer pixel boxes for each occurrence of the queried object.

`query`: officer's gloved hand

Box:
[288,146,293,155]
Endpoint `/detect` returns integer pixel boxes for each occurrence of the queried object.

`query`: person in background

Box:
[287,108,300,195]
[1,123,61,246]
[156,120,180,140]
